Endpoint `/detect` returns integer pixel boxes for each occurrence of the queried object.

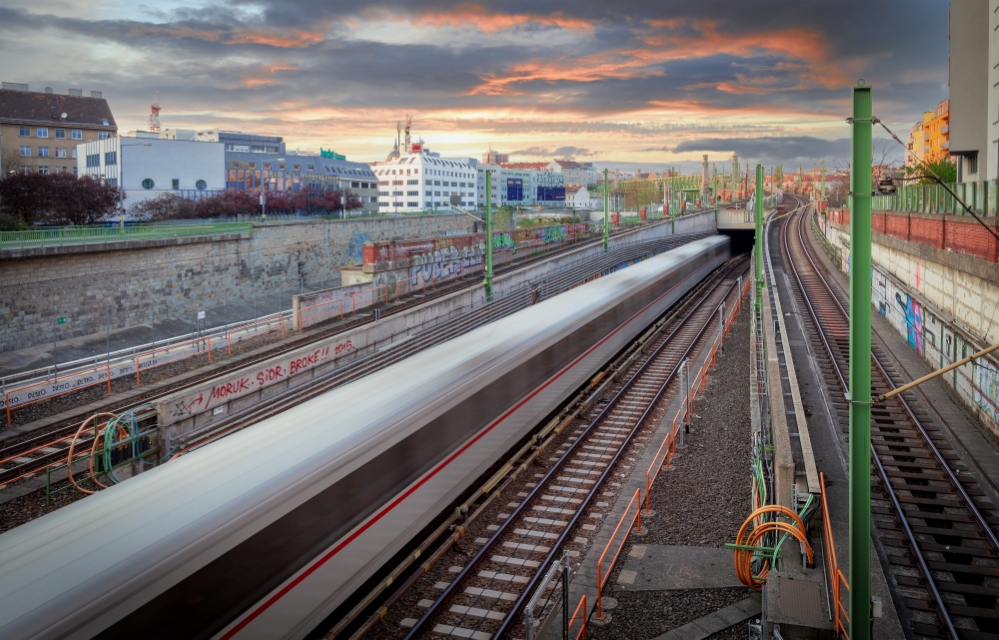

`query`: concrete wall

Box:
[820,215,999,436]
[0,214,472,353]
[950,0,989,181]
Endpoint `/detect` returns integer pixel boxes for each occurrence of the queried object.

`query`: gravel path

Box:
[590,306,754,640]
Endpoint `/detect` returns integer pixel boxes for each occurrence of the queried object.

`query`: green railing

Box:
[871,180,999,216]
[0,222,253,250]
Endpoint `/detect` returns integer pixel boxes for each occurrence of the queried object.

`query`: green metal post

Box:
[670,169,675,234]
[849,83,872,640]
[485,170,494,299]
[603,169,609,252]
[754,164,764,310]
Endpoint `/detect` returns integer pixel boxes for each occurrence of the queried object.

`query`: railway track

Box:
[0,232,710,492]
[780,199,999,638]
[380,256,749,640]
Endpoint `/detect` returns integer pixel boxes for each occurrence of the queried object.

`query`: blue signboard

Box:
[537,185,566,202]
[506,178,524,202]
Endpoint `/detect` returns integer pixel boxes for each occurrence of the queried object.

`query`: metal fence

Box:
[0,222,253,250]
[872,180,999,216]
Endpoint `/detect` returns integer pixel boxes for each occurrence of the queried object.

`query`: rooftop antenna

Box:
[148,91,161,133]
[404,114,412,151]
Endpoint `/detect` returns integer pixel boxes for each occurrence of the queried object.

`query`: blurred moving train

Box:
[0,235,730,640]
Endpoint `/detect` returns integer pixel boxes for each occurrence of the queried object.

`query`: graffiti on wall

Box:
[346,233,372,266]
[974,359,999,425]
[894,291,924,354]
[362,223,589,288]
[410,241,487,285]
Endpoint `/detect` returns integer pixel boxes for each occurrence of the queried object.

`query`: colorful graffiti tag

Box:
[894,291,924,354]
[974,360,999,425]
[363,223,589,289]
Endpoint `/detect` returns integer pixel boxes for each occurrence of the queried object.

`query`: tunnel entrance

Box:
[720,229,755,255]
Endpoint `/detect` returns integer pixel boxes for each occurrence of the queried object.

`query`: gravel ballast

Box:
[589,304,754,640]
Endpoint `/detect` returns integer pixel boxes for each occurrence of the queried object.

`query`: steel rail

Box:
[405,257,747,639]
[780,199,961,638]
[787,202,999,554]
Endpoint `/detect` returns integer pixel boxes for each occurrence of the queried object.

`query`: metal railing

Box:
[871,180,999,216]
[0,222,252,250]
[820,472,850,638]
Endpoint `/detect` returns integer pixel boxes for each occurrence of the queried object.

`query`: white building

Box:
[475,163,565,209]
[77,132,225,208]
[565,185,591,210]
[547,159,597,187]
[372,150,476,213]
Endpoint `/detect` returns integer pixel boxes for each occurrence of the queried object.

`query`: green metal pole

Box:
[754,164,764,310]
[603,169,609,252]
[849,83,873,640]
[485,170,494,300]
[670,169,675,234]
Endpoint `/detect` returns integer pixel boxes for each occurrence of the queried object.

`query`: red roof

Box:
[0,89,117,129]
[501,162,548,170]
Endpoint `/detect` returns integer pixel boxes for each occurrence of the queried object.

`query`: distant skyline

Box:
[0,1,948,169]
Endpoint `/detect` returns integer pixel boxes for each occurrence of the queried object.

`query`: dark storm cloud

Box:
[0,0,949,158]
[673,137,851,163]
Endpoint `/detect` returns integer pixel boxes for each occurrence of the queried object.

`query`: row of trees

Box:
[0,171,364,229]
[0,172,120,229]
[130,189,362,221]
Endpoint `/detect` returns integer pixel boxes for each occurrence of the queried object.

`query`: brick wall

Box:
[884,213,910,241]
[909,216,944,249]
[944,219,999,261]
[0,215,472,353]
[872,211,886,235]
[825,208,998,262]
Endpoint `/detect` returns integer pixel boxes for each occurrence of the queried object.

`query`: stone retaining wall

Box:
[0,215,472,353]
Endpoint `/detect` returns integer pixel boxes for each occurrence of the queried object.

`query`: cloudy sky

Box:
[0,0,949,172]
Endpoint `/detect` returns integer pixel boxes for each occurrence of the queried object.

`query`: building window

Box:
[86,154,99,168]
[56,148,67,158]
[73,167,78,176]
[72,129,83,140]
[142,179,155,189]
[107,178,117,186]
[104,151,117,165]
[19,146,30,156]
[38,166,49,175]
[392,191,403,196]
[426,190,432,196]
[55,129,66,139]
[407,179,418,185]
[407,202,419,207]
[72,148,77,159]
[196,179,207,190]
[38,147,49,157]
[98,131,111,140]
[19,126,29,137]
[37,127,48,138]
[172,179,180,190]
[967,153,979,175]
[407,191,419,196]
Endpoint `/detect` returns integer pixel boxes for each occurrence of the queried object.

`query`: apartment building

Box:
[0,83,117,176]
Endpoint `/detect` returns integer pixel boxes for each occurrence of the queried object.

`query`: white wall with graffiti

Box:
[872,264,999,435]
